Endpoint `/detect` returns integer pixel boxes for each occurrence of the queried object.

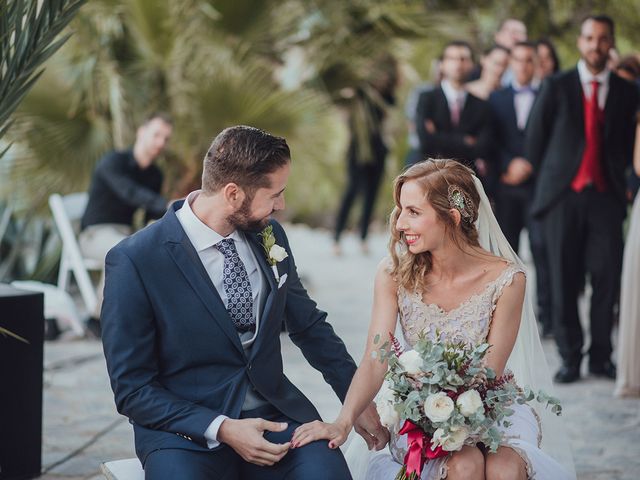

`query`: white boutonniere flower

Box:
[258,225,288,281]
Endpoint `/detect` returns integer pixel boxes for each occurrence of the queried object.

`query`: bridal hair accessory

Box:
[258,225,288,281]
[447,184,474,222]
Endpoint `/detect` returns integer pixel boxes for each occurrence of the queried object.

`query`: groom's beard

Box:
[227,197,271,232]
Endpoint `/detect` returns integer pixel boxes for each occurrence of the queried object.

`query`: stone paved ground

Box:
[40,225,639,479]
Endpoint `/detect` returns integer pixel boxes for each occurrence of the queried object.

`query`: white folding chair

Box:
[49,193,102,315]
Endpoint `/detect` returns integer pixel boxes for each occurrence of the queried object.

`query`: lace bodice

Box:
[397,262,525,348]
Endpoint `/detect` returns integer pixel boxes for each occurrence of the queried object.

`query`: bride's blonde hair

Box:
[389,159,481,292]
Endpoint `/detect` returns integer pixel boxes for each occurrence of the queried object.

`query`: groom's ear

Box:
[222,182,246,208]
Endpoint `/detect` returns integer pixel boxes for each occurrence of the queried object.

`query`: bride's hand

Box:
[290,420,350,449]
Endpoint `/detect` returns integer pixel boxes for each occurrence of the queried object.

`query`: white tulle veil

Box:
[344,175,576,479]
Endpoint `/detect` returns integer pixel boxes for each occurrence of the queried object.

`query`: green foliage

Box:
[379,336,562,456]
[0,0,87,151]
[1,0,638,283]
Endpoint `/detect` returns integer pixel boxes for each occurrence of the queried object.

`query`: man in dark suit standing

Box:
[101,126,387,478]
[490,42,553,336]
[415,41,494,189]
[526,15,639,383]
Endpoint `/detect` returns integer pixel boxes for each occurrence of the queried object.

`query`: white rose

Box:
[456,389,483,417]
[398,350,423,375]
[437,426,468,451]
[269,244,288,262]
[376,401,399,429]
[423,392,454,423]
[377,380,395,403]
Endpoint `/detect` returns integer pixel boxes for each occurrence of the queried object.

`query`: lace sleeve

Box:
[490,264,527,314]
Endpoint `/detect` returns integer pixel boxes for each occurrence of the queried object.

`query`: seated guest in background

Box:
[489,41,552,336]
[415,41,494,189]
[465,45,510,100]
[79,113,173,336]
[535,38,561,80]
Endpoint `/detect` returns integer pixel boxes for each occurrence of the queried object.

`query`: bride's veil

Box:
[472,176,575,477]
[344,175,576,479]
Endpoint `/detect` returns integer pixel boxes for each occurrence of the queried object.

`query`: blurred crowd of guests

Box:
[63,13,640,398]
[334,15,640,394]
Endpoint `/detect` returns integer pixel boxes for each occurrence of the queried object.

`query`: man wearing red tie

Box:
[526,15,639,383]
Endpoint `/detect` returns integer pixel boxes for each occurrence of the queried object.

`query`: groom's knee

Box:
[286,442,352,480]
[144,448,238,480]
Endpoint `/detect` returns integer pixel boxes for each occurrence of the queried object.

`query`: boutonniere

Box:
[258,225,288,281]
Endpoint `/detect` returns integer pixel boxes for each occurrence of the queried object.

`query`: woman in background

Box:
[333,55,398,255]
[616,115,640,397]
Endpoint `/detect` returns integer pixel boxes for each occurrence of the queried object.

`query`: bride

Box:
[292,160,575,479]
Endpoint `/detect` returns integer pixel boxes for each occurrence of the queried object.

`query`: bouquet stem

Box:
[395,466,419,480]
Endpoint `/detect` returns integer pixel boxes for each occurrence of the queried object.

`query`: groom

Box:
[101,126,387,479]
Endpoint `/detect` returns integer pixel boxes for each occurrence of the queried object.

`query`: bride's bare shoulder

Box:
[375,257,398,291]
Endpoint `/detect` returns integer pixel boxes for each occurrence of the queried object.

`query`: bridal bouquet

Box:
[373,333,561,480]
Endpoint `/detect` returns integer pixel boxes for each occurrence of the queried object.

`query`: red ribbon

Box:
[398,420,448,477]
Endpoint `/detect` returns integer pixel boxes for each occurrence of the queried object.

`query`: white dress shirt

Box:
[176,190,265,448]
[441,79,468,119]
[512,80,538,130]
[577,59,610,109]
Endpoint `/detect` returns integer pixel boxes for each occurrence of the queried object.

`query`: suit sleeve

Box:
[525,77,557,172]
[101,246,218,445]
[272,223,357,402]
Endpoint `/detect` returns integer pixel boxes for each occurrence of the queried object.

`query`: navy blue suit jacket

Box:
[489,86,537,187]
[101,202,357,464]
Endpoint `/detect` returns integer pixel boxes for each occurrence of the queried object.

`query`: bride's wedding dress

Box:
[616,191,640,397]
[363,262,571,480]
[346,177,575,479]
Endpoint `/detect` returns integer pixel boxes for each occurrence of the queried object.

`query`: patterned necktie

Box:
[215,238,255,332]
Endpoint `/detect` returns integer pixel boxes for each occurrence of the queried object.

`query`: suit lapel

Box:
[245,231,277,292]
[166,240,245,357]
[603,73,621,143]
[506,88,520,132]
[435,87,453,130]
[242,231,279,356]
[162,205,245,357]
[567,69,585,132]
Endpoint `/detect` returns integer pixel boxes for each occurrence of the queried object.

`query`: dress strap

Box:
[490,263,527,310]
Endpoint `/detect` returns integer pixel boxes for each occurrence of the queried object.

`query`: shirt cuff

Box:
[204,415,228,449]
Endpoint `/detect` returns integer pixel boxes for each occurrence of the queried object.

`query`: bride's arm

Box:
[485,271,526,377]
[291,260,399,448]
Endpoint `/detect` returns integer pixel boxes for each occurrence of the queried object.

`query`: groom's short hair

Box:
[201,125,291,195]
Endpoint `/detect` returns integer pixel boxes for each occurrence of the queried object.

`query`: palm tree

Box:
[12,0,611,284]
[1,0,87,341]
[0,0,87,156]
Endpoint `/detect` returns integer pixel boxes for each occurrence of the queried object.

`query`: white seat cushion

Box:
[100,458,144,480]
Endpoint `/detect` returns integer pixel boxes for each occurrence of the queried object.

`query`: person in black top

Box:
[79,113,173,336]
[333,55,397,255]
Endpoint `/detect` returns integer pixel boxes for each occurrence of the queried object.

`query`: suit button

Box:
[247,363,252,370]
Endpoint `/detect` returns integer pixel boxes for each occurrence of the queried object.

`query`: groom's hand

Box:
[217,418,291,466]
[354,402,389,451]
